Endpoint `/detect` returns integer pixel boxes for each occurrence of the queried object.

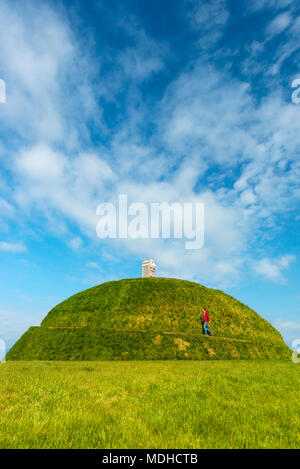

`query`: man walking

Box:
[201,307,212,336]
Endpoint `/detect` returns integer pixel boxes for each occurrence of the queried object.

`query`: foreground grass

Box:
[0,360,299,449]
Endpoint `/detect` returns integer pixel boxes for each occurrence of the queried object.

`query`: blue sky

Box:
[0,0,300,352]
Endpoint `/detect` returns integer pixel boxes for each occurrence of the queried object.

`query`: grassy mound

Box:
[7,278,290,360]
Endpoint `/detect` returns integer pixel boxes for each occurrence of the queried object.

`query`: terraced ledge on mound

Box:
[46,325,250,341]
[7,278,290,361]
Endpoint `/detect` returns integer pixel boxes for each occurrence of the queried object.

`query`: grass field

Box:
[0,360,299,449]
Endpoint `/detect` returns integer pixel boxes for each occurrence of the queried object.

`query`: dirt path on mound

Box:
[47,326,85,329]
[161,331,250,342]
[46,326,250,342]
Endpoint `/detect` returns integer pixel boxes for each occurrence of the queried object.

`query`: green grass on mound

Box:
[0,360,299,449]
[41,278,283,343]
[6,327,290,361]
[7,278,290,361]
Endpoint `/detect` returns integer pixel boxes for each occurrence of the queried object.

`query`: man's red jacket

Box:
[202,310,210,322]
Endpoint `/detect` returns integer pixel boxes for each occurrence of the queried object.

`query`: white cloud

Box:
[86,261,100,269]
[13,145,116,235]
[277,255,296,269]
[116,23,165,81]
[68,237,83,250]
[160,64,300,225]
[253,255,296,283]
[186,0,229,46]
[249,0,292,11]
[0,198,14,217]
[266,12,292,38]
[16,144,65,182]
[8,58,300,286]
[0,241,27,253]
[0,0,298,290]
[0,0,102,147]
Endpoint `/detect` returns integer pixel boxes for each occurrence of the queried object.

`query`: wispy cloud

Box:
[249,0,292,11]
[0,0,299,290]
[0,241,27,253]
[185,0,229,47]
[116,19,166,81]
[0,0,103,149]
[67,237,83,251]
[86,261,100,269]
[0,198,14,217]
[253,255,296,283]
[266,12,292,38]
